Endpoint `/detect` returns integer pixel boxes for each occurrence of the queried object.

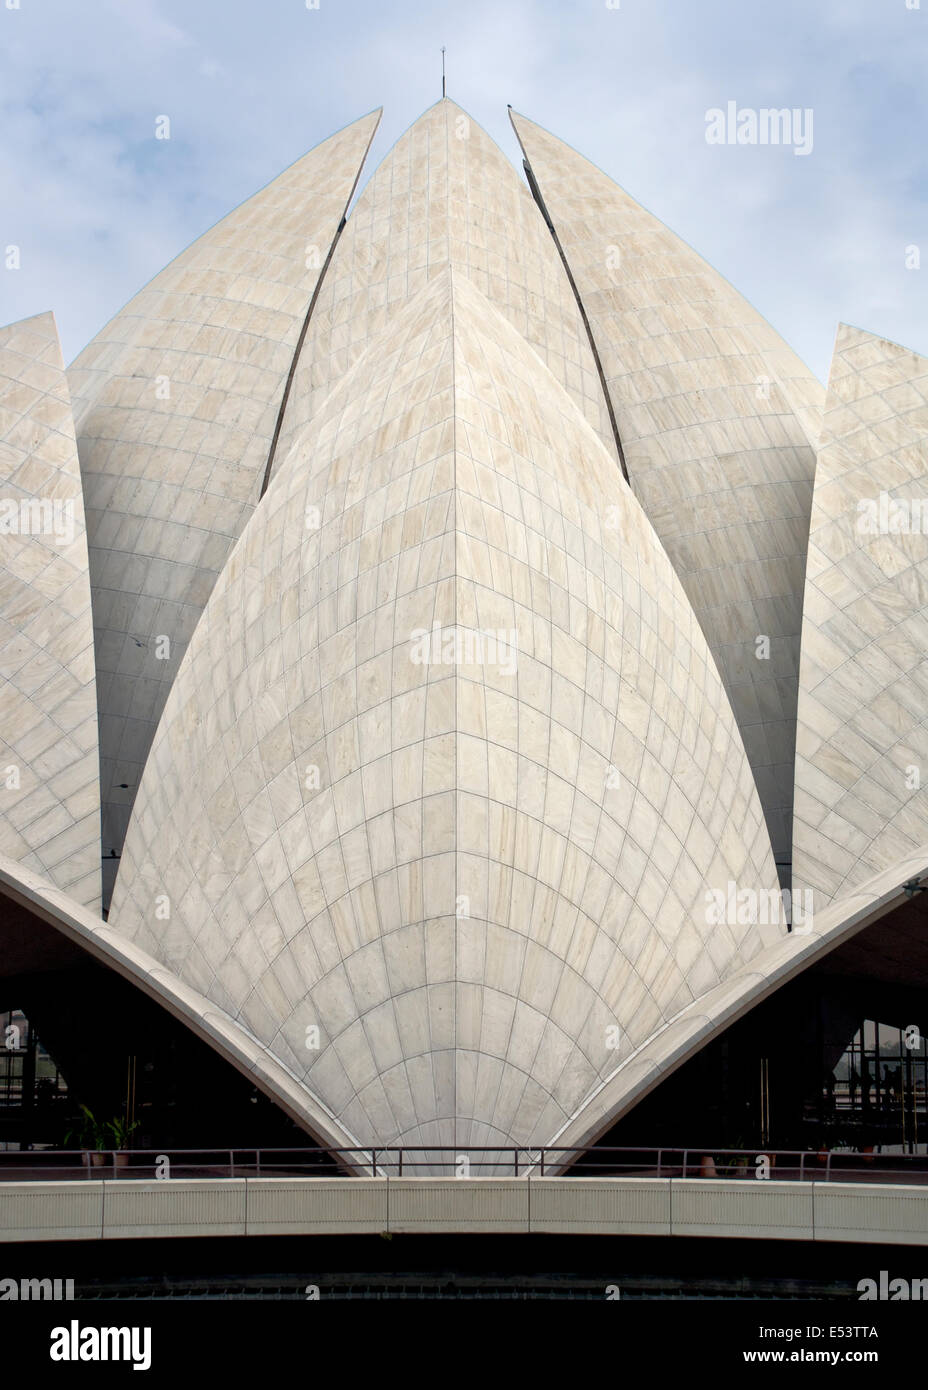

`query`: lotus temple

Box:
[1,98,928,1239]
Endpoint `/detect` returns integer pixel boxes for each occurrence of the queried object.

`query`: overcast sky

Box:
[1,0,925,382]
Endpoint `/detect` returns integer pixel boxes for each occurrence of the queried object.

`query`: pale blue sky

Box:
[1,0,925,382]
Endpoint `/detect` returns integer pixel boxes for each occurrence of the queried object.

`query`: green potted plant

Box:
[713,1134,755,1177]
[107,1114,140,1169]
[64,1103,109,1171]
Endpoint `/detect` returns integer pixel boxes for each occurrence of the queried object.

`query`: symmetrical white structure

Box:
[1,99,925,1162]
[110,269,780,1154]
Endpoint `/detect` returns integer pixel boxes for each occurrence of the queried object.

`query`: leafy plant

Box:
[715,1134,752,1175]
[64,1103,107,1152]
[64,1105,140,1151]
[106,1115,140,1150]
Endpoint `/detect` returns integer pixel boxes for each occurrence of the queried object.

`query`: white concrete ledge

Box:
[814,1184,928,1246]
[100,1181,247,1241]
[0,1182,103,1242]
[2,1178,927,1245]
[387,1179,530,1233]
[671,1180,815,1241]
[530,1178,671,1235]
[245,1178,387,1235]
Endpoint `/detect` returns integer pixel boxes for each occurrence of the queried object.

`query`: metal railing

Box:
[1,1144,928,1183]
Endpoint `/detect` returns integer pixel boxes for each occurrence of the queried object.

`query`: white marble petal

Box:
[110,268,781,1161]
[510,110,825,875]
[267,99,616,490]
[0,312,101,908]
[68,110,382,903]
[793,325,928,907]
